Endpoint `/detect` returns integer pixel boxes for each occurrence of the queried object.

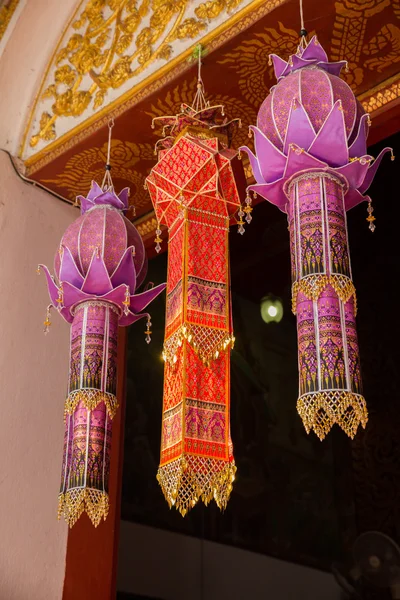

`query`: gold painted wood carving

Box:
[28,0,251,151]
[0,0,19,42]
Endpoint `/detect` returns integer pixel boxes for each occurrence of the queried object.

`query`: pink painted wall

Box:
[0,0,78,154]
[0,151,76,599]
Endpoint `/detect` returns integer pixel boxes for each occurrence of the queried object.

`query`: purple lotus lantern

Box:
[39,180,165,527]
[241,35,393,441]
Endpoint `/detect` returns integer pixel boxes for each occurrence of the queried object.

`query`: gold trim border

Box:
[22,0,286,172]
[0,0,20,42]
[359,72,400,115]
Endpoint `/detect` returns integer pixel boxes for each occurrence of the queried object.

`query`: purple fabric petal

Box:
[270,54,288,80]
[111,246,137,292]
[318,61,347,77]
[251,126,286,183]
[359,148,392,194]
[335,158,372,190]
[38,265,59,307]
[81,251,113,295]
[59,246,84,288]
[349,114,369,158]
[129,283,166,314]
[345,189,369,212]
[308,101,348,167]
[284,146,326,179]
[118,312,148,328]
[283,100,316,154]
[248,181,288,213]
[118,187,130,211]
[100,285,127,306]
[62,281,90,308]
[87,181,103,201]
[239,146,264,184]
[79,198,95,214]
[301,35,328,63]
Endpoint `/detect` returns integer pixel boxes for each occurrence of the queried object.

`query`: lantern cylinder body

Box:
[157,205,235,516]
[288,172,368,439]
[59,300,118,527]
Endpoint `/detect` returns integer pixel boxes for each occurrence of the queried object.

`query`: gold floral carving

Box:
[0,0,19,42]
[136,214,158,238]
[41,139,153,207]
[359,73,400,113]
[29,0,249,149]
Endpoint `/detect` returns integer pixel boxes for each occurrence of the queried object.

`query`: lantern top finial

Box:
[269,35,348,81]
[76,181,129,215]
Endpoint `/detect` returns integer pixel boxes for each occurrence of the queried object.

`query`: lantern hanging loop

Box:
[299,0,308,48]
[102,118,115,192]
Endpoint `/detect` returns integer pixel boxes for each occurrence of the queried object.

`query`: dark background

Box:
[120,131,400,576]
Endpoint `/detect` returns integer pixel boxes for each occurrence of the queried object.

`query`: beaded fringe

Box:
[58,488,110,528]
[292,274,357,314]
[162,324,235,366]
[64,389,118,420]
[297,390,368,441]
[157,456,236,516]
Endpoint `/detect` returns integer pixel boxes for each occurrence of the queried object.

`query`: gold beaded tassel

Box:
[155,222,162,253]
[237,204,245,235]
[43,304,52,334]
[145,315,152,344]
[244,190,254,224]
[366,198,376,232]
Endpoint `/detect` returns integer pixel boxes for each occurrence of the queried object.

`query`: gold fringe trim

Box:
[297,390,368,441]
[58,488,109,528]
[162,323,235,365]
[64,389,118,420]
[292,274,357,315]
[157,456,236,516]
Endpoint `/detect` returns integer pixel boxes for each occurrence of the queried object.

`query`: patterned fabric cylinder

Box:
[157,207,235,516]
[58,300,118,527]
[289,172,368,440]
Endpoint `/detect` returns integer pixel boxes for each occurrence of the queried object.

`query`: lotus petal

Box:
[308,101,348,167]
[38,265,60,307]
[111,246,136,292]
[239,146,264,184]
[77,196,95,214]
[283,100,316,154]
[129,283,167,314]
[345,189,368,211]
[118,187,130,211]
[251,126,286,183]
[359,148,392,194]
[87,181,103,201]
[301,36,328,63]
[349,114,369,159]
[59,246,84,288]
[248,180,287,213]
[118,311,148,328]
[81,250,113,295]
[336,158,372,190]
[270,54,288,80]
[284,145,327,179]
[62,281,90,308]
[318,61,347,77]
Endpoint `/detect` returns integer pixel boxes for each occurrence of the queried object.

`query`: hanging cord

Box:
[299,0,308,48]
[101,118,115,191]
[191,44,208,112]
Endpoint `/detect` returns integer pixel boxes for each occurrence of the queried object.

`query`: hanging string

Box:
[191,45,208,112]
[299,0,307,49]
[102,118,115,191]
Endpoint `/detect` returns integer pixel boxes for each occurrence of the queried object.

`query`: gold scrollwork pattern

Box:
[41,139,154,206]
[0,0,19,42]
[29,0,248,149]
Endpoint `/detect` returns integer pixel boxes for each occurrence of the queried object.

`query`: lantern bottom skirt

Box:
[157,456,236,516]
[297,390,368,441]
[58,488,110,529]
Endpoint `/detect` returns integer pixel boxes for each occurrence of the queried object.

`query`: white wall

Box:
[0,151,76,599]
[118,521,341,600]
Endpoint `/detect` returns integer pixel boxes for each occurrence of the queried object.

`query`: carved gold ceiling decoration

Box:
[40,139,153,207]
[22,0,285,161]
[0,0,19,41]
[25,0,400,248]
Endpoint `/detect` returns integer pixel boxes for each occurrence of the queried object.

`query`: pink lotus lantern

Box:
[240,35,393,440]
[39,178,165,527]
